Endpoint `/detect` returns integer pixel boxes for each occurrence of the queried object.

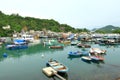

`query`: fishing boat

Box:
[90,56,102,63]
[68,51,82,56]
[49,45,63,49]
[68,51,90,57]
[91,56,104,61]
[89,48,106,54]
[49,43,64,49]
[97,56,104,61]
[6,39,28,50]
[46,59,68,73]
[81,51,90,56]
[77,43,91,48]
[6,43,28,50]
[90,56,100,61]
[81,56,91,61]
[71,40,78,45]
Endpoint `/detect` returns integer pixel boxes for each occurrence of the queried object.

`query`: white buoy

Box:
[41,54,44,58]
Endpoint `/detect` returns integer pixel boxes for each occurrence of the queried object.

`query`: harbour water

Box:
[0,43,120,80]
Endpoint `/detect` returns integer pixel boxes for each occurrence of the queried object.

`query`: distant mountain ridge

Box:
[94,25,120,33]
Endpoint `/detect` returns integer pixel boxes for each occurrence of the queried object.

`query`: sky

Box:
[0,0,120,29]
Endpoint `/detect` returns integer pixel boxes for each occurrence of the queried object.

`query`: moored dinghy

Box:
[46,59,68,73]
[6,39,28,50]
[71,40,79,45]
[91,55,104,61]
[89,48,106,54]
[81,56,91,63]
[90,56,100,61]
[50,45,63,49]
[68,51,90,57]
[81,56,91,61]
[77,43,91,48]
[68,51,82,56]
[49,44,64,49]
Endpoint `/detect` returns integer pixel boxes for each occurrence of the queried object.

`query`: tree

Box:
[112,29,120,34]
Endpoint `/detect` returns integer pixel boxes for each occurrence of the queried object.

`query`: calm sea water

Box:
[0,43,120,80]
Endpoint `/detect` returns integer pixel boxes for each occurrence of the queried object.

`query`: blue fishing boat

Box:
[6,44,28,50]
[81,51,90,56]
[68,51,82,56]
[46,59,68,73]
[68,51,90,56]
[6,39,28,50]
[89,48,106,54]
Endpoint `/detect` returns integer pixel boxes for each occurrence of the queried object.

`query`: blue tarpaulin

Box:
[14,39,25,42]
[68,34,74,40]
[13,39,26,44]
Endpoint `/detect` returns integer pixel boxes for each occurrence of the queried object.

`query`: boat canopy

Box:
[13,39,26,44]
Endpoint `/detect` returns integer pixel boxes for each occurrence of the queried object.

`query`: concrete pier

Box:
[42,67,66,80]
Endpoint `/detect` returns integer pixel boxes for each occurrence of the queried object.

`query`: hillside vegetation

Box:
[0,11,89,37]
[95,25,120,33]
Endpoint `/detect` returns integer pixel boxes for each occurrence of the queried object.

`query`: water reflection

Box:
[1,42,120,80]
[99,44,119,48]
[42,71,68,80]
[0,44,64,62]
[51,73,68,80]
[67,56,81,60]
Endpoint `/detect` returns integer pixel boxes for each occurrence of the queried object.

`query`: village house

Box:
[2,25,11,30]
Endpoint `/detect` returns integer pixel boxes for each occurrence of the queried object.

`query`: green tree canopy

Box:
[0,11,90,37]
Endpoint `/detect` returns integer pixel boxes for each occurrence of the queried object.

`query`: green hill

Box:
[95,25,120,33]
[0,11,89,37]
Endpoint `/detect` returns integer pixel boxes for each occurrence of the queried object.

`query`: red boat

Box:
[49,45,63,49]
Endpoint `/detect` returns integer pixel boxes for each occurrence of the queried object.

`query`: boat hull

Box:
[6,44,28,50]
[46,60,68,73]
[50,46,63,49]
[68,51,82,56]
